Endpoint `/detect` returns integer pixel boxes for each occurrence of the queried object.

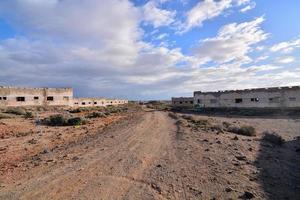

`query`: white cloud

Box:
[154,33,169,40]
[240,2,256,13]
[236,0,251,6]
[0,0,298,100]
[270,38,300,53]
[276,56,295,64]
[142,1,176,28]
[181,0,232,32]
[178,0,256,33]
[193,17,268,63]
[256,55,269,62]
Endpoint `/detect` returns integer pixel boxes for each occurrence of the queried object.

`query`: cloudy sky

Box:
[0,0,300,100]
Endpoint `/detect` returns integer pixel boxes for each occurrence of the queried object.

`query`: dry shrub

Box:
[262,131,285,146]
[42,115,87,126]
[222,121,231,129]
[5,107,27,115]
[67,117,87,126]
[181,115,194,121]
[168,112,178,119]
[227,125,256,136]
[25,111,33,119]
[175,119,188,127]
[211,124,223,132]
[0,113,12,119]
[87,112,106,118]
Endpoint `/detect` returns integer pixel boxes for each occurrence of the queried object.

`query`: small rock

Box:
[151,183,161,194]
[233,136,239,140]
[248,148,253,151]
[236,155,247,161]
[156,164,162,168]
[203,139,209,142]
[0,147,7,151]
[216,141,221,144]
[72,156,79,161]
[239,191,254,199]
[41,149,49,154]
[205,148,210,151]
[225,187,233,192]
[28,138,38,144]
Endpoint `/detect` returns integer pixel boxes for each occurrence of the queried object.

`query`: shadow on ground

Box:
[255,136,300,200]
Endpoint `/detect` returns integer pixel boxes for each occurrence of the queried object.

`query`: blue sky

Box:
[0,0,300,100]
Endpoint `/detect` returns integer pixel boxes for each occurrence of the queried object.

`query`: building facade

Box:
[194,86,300,108]
[171,97,194,108]
[73,98,128,107]
[0,86,73,107]
[0,86,128,107]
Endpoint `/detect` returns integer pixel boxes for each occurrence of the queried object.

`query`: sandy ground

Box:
[0,108,299,200]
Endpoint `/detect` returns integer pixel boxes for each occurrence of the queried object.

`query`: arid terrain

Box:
[0,105,299,200]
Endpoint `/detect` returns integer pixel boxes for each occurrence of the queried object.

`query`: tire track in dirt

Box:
[0,111,174,200]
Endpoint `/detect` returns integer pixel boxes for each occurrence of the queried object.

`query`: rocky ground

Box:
[0,106,299,200]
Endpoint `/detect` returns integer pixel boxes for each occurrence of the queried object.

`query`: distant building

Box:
[194,86,300,108]
[73,98,128,107]
[0,86,127,107]
[171,97,194,108]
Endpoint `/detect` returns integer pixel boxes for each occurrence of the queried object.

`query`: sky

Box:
[0,0,300,100]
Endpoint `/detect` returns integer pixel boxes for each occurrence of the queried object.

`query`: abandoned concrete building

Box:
[0,86,128,107]
[194,86,300,108]
[73,98,128,107]
[171,97,194,108]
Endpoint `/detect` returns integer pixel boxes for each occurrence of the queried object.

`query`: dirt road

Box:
[1,110,299,200]
[0,111,178,200]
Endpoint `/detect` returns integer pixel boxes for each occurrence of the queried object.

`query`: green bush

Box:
[43,114,87,126]
[5,107,27,115]
[25,111,33,119]
[67,117,87,126]
[227,125,256,136]
[87,112,106,118]
[45,114,67,126]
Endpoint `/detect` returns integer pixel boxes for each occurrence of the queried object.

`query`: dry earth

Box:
[0,107,299,200]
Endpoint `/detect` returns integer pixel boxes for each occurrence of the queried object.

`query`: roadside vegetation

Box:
[41,114,87,126]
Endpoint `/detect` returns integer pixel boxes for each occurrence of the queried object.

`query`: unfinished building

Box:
[0,86,128,107]
[194,86,300,108]
[0,86,73,107]
[171,97,194,108]
[73,98,128,107]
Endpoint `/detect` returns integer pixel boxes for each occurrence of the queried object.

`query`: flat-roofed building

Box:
[0,86,128,108]
[171,97,194,108]
[0,86,73,107]
[194,86,300,108]
[73,98,128,107]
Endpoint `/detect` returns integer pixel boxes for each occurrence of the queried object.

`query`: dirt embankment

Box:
[0,107,299,200]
